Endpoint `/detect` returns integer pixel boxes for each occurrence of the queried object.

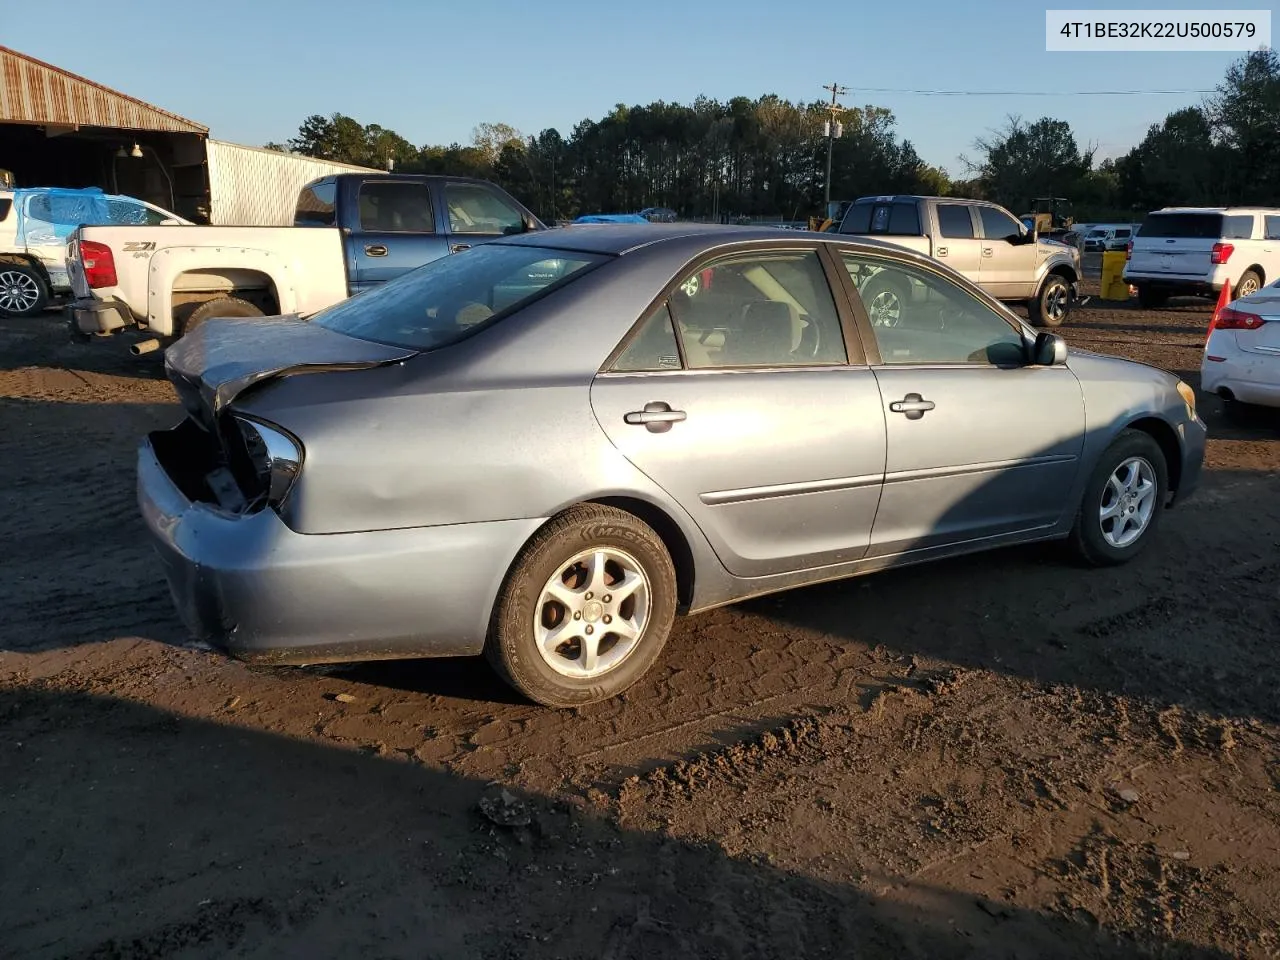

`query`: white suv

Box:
[1123,207,1280,309]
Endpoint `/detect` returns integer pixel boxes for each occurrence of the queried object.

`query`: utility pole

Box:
[821,82,848,207]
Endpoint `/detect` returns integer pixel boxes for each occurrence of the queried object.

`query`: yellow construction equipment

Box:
[1100,250,1130,300]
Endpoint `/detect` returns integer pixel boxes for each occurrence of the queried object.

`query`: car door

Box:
[1264,215,1280,280]
[976,204,1038,299]
[931,202,983,281]
[348,178,450,294]
[589,246,887,578]
[836,250,1086,557]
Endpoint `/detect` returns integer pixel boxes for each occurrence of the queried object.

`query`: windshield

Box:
[311,243,608,350]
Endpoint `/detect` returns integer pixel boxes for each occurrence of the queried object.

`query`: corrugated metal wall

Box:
[205,140,381,225]
[0,46,206,134]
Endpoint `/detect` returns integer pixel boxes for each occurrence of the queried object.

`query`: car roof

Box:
[1150,206,1280,214]
[491,222,949,260]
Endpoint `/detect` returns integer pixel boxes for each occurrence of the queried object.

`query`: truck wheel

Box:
[860,273,911,327]
[1028,274,1071,327]
[484,504,677,708]
[1136,285,1168,309]
[0,263,50,317]
[1234,269,1262,300]
[180,297,264,338]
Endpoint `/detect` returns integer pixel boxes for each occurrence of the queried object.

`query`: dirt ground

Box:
[2,260,1278,959]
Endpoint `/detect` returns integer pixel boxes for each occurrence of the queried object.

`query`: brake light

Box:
[1214,306,1268,330]
[80,240,117,288]
[1210,242,1234,265]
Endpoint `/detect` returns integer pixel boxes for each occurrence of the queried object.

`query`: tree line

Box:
[265,49,1279,224]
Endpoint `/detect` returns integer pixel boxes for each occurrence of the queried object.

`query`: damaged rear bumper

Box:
[67,296,132,338]
[137,424,544,664]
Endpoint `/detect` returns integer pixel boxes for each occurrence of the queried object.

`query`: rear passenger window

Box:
[1113,228,1130,240]
[1267,216,1280,241]
[295,181,337,227]
[1223,215,1254,239]
[937,204,974,238]
[839,203,873,234]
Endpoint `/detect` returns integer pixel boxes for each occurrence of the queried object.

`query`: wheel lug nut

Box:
[603,615,612,624]
[585,625,594,635]
[584,592,593,600]
[603,594,611,603]
[573,612,582,620]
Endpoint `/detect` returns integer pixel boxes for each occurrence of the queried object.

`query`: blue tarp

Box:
[14,186,168,248]
[573,213,650,224]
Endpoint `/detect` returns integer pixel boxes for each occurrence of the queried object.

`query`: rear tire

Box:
[860,272,912,327]
[1028,273,1071,327]
[1136,285,1168,309]
[1068,429,1168,567]
[0,263,50,317]
[1234,269,1262,300]
[180,296,264,338]
[485,504,677,708]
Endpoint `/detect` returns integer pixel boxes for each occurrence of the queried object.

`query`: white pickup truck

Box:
[66,173,544,353]
[836,194,1084,327]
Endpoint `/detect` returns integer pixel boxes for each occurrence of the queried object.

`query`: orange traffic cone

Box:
[1207,278,1232,337]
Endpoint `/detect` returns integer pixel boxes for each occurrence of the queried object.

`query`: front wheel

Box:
[1067,429,1168,566]
[1028,274,1071,327]
[485,504,678,707]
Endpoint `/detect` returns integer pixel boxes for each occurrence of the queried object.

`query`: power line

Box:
[845,85,1214,96]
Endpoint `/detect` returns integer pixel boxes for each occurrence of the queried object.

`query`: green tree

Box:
[964,115,1093,212]
[1208,48,1280,203]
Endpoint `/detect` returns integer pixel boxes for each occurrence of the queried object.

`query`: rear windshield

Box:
[311,243,607,350]
[839,200,921,236]
[1137,213,1253,239]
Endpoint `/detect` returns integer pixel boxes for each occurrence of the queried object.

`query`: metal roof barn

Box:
[0,45,207,134]
[0,46,380,225]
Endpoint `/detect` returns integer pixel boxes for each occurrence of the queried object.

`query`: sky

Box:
[2,0,1260,174]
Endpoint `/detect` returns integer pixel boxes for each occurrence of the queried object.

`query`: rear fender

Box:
[146,246,301,336]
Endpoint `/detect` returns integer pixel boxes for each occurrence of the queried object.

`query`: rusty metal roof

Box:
[0,45,207,134]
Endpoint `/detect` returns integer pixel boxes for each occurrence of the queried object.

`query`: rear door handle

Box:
[936,246,948,256]
[364,244,388,257]
[889,393,935,420]
[981,247,992,257]
[451,243,471,253]
[624,401,686,433]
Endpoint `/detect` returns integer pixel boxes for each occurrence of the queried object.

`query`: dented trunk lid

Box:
[164,316,417,427]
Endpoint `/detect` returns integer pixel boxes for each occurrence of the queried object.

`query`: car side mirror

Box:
[1033,332,1068,366]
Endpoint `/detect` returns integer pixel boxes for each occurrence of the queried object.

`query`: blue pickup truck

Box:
[67,173,549,346]
[294,174,546,294]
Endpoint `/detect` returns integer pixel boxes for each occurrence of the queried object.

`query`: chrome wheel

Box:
[867,288,902,327]
[0,269,41,313]
[533,547,651,678]
[1044,281,1069,324]
[1099,456,1157,548]
[1238,275,1260,297]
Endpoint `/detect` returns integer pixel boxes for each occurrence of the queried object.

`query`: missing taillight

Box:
[227,416,303,508]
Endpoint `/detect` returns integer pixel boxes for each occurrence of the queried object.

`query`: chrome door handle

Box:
[982,247,992,257]
[364,244,388,257]
[451,243,471,253]
[936,246,948,256]
[624,401,686,433]
[889,393,935,420]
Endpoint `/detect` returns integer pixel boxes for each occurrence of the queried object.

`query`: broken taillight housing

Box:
[225,416,303,509]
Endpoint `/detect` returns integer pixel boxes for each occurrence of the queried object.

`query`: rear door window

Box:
[358,181,436,233]
[1266,216,1280,241]
[937,204,975,238]
[839,203,874,234]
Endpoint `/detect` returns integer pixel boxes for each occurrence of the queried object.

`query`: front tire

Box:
[860,272,911,327]
[0,263,50,317]
[485,504,678,707]
[1028,273,1071,327]
[1068,429,1168,567]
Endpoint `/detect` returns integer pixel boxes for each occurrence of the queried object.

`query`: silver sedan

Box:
[139,225,1207,707]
